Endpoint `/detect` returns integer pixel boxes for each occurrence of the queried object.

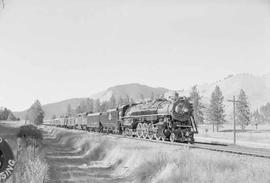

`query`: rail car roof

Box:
[106,108,118,112]
[87,112,101,117]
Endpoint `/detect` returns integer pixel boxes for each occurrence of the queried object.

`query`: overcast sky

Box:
[0,0,269,111]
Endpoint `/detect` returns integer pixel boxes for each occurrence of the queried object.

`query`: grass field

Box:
[42,126,270,183]
[0,121,47,183]
[2,121,270,183]
[196,123,270,148]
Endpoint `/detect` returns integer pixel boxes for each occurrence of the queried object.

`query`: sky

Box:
[0,0,269,111]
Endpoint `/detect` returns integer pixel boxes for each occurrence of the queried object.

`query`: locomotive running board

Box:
[121,114,168,119]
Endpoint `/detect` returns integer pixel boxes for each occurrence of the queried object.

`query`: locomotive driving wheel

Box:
[136,123,143,138]
[148,124,154,140]
[142,123,149,139]
[153,133,158,140]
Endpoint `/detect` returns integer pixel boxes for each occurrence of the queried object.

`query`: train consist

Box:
[44,96,198,143]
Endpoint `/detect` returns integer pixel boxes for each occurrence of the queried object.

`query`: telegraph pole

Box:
[1,0,4,9]
[227,96,241,145]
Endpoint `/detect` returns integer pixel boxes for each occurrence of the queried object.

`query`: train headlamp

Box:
[175,105,189,113]
[182,107,189,113]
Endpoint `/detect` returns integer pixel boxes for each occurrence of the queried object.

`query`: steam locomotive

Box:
[44,96,198,143]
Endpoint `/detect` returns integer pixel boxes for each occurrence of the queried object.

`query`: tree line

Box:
[24,87,270,131]
[190,86,254,131]
[0,107,19,121]
[63,95,139,118]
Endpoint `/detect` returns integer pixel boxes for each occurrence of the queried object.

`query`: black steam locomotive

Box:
[44,96,198,143]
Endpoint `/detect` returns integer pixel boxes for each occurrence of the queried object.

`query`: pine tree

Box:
[140,94,144,102]
[66,104,72,116]
[86,98,94,112]
[118,97,124,106]
[100,101,109,112]
[51,114,57,119]
[75,105,82,114]
[26,100,45,125]
[124,95,130,104]
[260,103,270,122]
[7,112,17,121]
[252,109,262,129]
[150,92,155,100]
[189,85,204,124]
[130,97,135,104]
[236,89,250,130]
[94,99,101,112]
[207,86,225,132]
[109,95,117,109]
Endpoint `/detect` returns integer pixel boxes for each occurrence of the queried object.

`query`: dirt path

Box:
[41,127,129,183]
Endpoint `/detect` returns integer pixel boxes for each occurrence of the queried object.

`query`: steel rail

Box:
[41,125,270,159]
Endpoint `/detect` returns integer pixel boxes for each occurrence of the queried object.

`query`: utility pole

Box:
[1,0,4,9]
[227,96,241,145]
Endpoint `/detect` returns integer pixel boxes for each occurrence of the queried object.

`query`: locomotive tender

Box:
[44,96,198,143]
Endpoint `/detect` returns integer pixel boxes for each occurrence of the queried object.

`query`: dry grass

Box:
[133,153,168,183]
[48,126,270,183]
[6,147,48,183]
[0,123,48,183]
[152,150,270,183]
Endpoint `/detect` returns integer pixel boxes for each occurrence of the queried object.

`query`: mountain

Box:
[14,83,169,119]
[14,74,270,120]
[14,98,87,120]
[182,73,270,113]
[91,83,168,102]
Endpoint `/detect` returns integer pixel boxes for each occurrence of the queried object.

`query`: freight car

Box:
[45,96,197,143]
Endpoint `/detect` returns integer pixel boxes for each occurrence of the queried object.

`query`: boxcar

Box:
[100,109,120,134]
[59,118,65,127]
[87,113,101,132]
[67,117,76,129]
[76,113,87,130]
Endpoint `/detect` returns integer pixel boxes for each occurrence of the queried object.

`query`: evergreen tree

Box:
[75,105,82,114]
[7,112,17,121]
[66,103,72,116]
[236,89,250,130]
[94,99,101,112]
[130,97,135,104]
[207,86,225,132]
[26,100,45,125]
[260,103,270,122]
[124,95,130,104]
[51,114,57,119]
[189,85,204,124]
[100,101,109,112]
[0,108,10,120]
[109,95,117,109]
[86,98,94,112]
[150,92,155,100]
[118,97,124,106]
[252,109,262,129]
[140,94,144,102]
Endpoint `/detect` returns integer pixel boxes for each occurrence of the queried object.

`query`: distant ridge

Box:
[14,73,270,120]
[14,83,169,119]
[182,73,270,112]
[91,83,168,102]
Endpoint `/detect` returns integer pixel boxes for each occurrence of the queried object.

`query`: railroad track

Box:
[42,125,270,159]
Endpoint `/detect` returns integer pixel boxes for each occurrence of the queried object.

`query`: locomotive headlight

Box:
[182,107,189,113]
[175,105,189,113]
[175,105,182,113]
